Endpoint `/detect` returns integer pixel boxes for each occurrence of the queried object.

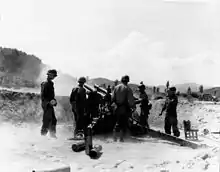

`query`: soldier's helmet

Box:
[169,87,176,92]
[78,77,86,84]
[47,69,57,77]
[138,83,146,90]
[121,75,130,83]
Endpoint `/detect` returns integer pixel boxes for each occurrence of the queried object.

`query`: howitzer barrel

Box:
[84,83,106,97]
[84,83,96,92]
[94,84,110,95]
[94,84,139,101]
[72,141,85,152]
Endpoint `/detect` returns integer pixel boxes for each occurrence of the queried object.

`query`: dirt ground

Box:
[0,95,219,172]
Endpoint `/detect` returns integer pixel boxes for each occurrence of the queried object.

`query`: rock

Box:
[201,153,209,160]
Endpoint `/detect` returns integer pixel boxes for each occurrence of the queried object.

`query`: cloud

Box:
[82,31,220,86]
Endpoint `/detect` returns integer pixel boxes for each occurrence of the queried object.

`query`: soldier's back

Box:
[113,84,129,104]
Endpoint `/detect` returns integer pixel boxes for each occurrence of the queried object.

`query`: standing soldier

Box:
[40,69,58,138]
[112,75,136,142]
[159,87,180,137]
[136,82,152,130]
[70,77,87,138]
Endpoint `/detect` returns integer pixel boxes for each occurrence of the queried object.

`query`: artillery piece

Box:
[83,84,116,134]
[83,83,144,136]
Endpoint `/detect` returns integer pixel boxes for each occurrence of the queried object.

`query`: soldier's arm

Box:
[160,99,167,115]
[41,82,50,105]
[135,99,141,104]
[69,88,76,104]
[127,88,135,109]
[171,97,178,106]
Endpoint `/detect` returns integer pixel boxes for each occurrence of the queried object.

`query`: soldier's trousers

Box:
[72,107,87,134]
[41,102,57,136]
[89,107,99,119]
[114,105,130,132]
[140,109,149,128]
[164,116,180,137]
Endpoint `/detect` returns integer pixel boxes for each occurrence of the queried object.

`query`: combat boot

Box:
[40,128,48,136]
[49,125,57,138]
[49,131,57,138]
[119,130,124,142]
[113,130,117,142]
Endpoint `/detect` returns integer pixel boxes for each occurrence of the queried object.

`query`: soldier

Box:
[159,87,180,137]
[70,77,87,138]
[136,83,152,129]
[112,75,136,142]
[87,88,102,119]
[40,69,58,138]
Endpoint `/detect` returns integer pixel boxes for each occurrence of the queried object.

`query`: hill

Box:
[0,47,216,97]
[0,47,43,88]
[157,83,211,93]
[87,77,114,86]
[175,83,201,93]
[88,78,207,94]
[0,47,77,96]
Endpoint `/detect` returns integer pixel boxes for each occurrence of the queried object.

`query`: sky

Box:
[0,0,220,86]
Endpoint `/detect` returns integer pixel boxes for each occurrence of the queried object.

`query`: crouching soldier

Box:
[40,69,58,138]
[159,87,180,137]
[70,77,87,138]
[112,75,136,142]
[136,83,152,130]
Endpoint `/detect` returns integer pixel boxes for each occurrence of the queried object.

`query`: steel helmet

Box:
[121,75,130,83]
[78,77,86,83]
[138,84,146,90]
[47,69,57,77]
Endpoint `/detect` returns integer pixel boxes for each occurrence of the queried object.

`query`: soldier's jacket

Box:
[70,86,87,109]
[112,83,135,108]
[41,80,55,106]
[162,95,178,117]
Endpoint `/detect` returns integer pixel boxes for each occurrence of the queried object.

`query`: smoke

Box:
[0,48,43,87]
[36,64,77,96]
[0,48,77,96]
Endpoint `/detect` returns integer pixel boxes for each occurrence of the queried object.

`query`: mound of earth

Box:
[0,89,73,124]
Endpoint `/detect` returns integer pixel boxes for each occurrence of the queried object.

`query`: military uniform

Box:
[70,77,87,136]
[160,87,180,137]
[112,75,135,141]
[40,72,57,136]
[139,92,151,128]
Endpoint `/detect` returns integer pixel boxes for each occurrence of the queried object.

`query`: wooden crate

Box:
[183,120,199,141]
[184,129,199,140]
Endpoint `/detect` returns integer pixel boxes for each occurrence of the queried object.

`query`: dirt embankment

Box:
[0,89,73,124]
